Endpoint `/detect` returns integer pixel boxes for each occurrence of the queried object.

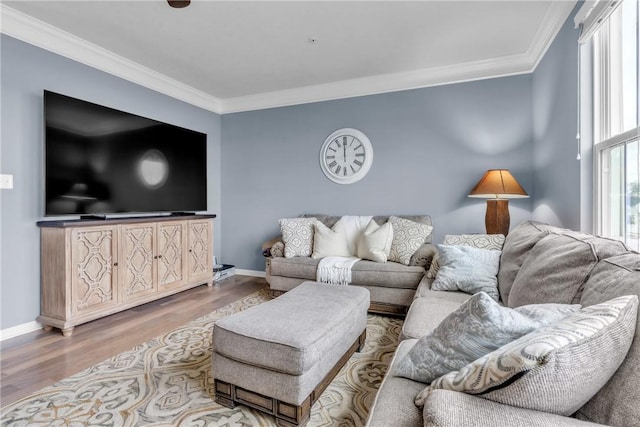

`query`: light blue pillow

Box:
[432,244,501,300]
[393,292,580,384]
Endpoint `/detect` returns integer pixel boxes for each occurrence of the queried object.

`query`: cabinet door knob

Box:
[154,255,158,259]
[158,255,163,258]
[114,262,118,267]
[189,249,193,253]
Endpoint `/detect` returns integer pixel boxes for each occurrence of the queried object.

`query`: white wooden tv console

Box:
[37,214,215,336]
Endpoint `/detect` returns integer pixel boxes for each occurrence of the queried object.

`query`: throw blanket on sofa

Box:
[317,256,360,286]
[315,216,371,285]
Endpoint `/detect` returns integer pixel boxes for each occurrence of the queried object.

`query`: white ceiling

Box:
[1,1,576,113]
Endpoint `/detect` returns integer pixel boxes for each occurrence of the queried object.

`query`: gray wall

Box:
[221,76,534,271]
[531,6,581,229]
[0,35,221,330]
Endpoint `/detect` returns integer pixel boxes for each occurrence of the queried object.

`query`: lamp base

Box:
[485,199,510,235]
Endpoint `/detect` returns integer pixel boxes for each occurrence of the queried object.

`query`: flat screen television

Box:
[44,90,207,216]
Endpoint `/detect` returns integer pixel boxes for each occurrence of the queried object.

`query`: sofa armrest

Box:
[422,390,604,427]
[409,243,438,268]
[262,236,284,257]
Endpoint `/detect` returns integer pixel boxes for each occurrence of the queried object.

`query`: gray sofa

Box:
[367,220,640,427]
[264,214,436,315]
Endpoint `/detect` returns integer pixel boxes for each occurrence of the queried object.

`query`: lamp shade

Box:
[468,169,529,199]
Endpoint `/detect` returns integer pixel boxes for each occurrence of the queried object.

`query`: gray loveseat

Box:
[367,220,640,427]
[264,214,436,316]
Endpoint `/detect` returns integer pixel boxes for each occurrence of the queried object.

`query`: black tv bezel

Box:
[43,90,208,218]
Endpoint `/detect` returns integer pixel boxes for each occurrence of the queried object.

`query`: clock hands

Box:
[343,140,347,163]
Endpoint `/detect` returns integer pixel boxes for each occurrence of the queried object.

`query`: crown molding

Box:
[0,5,223,114]
[222,1,577,114]
[528,1,577,70]
[221,54,533,114]
[1,2,576,115]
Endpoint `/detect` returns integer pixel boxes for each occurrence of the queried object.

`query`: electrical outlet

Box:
[0,174,14,189]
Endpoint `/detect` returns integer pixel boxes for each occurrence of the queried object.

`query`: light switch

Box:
[0,174,14,189]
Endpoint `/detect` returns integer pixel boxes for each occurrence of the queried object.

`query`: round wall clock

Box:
[320,128,373,184]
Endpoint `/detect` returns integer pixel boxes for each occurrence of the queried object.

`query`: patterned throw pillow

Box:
[415,295,639,416]
[279,217,317,258]
[426,234,505,279]
[356,220,393,263]
[431,244,502,300]
[393,292,580,384]
[388,216,433,265]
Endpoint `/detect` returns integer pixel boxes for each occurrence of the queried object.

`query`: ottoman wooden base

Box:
[215,330,366,427]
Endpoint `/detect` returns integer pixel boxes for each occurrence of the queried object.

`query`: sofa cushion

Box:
[388,216,433,266]
[357,220,393,263]
[351,260,425,289]
[576,253,640,426]
[270,256,320,279]
[400,293,468,341]
[394,292,579,384]
[422,390,605,427]
[279,217,317,258]
[507,233,598,307]
[497,221,550,303]
[499,222,629,306]
[432,245,501,301]
[416,295,638,417]
[427,234,505,279]
[365,339,424,427]
[269,257,424,289]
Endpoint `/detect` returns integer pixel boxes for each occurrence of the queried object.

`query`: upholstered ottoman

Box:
[212,281,370,426]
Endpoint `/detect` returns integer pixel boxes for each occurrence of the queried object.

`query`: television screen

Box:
[44,91,207,216]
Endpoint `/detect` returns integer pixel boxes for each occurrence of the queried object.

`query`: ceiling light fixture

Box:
[167,1,191,8]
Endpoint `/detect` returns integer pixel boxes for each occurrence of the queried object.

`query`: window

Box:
[591,0,640,249]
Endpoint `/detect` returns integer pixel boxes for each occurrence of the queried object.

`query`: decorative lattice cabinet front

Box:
[187,220,213,283]
[38,215,215,336]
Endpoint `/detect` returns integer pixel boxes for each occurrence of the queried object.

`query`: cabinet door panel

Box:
[71,226,118,316]
[120,224,157,301]
[157,222,187,290]
[188,220,213,281]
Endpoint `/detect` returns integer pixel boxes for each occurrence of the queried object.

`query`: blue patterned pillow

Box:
[432,244,501,300]
[393,292,580,384]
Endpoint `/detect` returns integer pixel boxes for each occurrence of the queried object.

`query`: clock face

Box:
[320,128,373,184]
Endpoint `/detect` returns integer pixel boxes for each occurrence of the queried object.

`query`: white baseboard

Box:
[236,269,266,278]
[1,271,265,340]
[1,321,43,341]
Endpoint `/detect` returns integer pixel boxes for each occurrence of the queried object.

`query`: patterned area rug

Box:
[1,289,402,426]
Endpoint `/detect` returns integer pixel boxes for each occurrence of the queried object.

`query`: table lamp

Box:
[469,169,528,235]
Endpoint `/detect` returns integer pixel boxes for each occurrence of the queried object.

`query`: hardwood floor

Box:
[0,275,268,408]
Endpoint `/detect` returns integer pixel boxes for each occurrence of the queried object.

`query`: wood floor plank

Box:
[0,275,268,407]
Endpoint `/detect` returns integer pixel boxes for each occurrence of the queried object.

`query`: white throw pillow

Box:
[393,292,580,384]
[312,220,351,258]
[279,217,317,258]
[339,215,374,256]
[415,295,639,416]
[388,216,433,265]
[431,244,501,300]
[356,220,393,263]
